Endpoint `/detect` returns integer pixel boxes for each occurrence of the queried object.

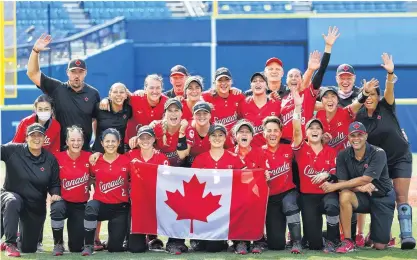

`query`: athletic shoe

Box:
[323,239,337,253]
[190,240,205,252]
[166,243,181,255]
[336,239,355,253]
[94,240,104,251]
[52,243,65,256]
[37,242,44,252]
[291,240,302,254]
[355,233,365,248]
[388,237,396,248]
[81,245,94,256]
[148,238,164,250]
[401,236,416,250]
[1,242,6,251]
[177,243,188,253]
[234,242,248,255]
[364,232,373,247]
[250,243,263,254]
[5,243,21,257]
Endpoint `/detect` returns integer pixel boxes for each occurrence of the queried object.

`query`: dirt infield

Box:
[409,176,417,207]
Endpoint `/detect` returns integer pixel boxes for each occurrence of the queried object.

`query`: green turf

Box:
[1,156,416,259]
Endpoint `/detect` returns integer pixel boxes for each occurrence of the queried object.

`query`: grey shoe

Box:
[323,239,336,253]
[52,243,65,256]
[81,245,94,256]
[37,242,44,252]
[291,240,302,254]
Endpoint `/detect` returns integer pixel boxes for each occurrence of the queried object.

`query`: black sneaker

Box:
[52,243,65,256]
[81,245,94,256]
[148,238,164,250]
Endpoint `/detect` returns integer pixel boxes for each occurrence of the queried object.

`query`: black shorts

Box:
[354,190,395,244]
[388,160,412,179]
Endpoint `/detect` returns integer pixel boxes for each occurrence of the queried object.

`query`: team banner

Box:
[130,162,269,240]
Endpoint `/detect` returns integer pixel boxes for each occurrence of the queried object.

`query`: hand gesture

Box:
[129,136,139,149]
[33,33,52,52]
[180,119,188,132]
[322,26,340,46]
[362,78,379,94]
[99,98,110,111]
[308,50,322,71]
[89,152,102,166]
[268,91,280,101]
[311,171,329,184]
[322,132,332,145]
[291,84,304,107]
[381,53,394,73]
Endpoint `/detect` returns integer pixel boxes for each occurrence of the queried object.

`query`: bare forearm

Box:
[27,50,41,76]
[336,176,372,190]
[384,73,395,104]
[292,105,303,146]
[301,68,315,91]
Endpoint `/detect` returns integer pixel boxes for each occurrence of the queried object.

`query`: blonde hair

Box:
[144,74,164,90]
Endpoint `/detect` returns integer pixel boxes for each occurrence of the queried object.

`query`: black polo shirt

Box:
[336,142,393,197]
[1,143,60,213]
[339,86,360,107]
[38,73,100,151]
[356,98,412,165]
[92,101,132,154]
[244,83,287,98]
[163,88,182,98]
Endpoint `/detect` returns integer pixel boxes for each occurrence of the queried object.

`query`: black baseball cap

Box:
[26,123,45,136]
[250,72,268,83]
[184,76,203,91]
[337,64,355,76]
[305,118,323,131]
[215,67,232,81]
[170,65,189,76]
[164,98,183,111]
[137,126,155,138]
[319,86,339,101]
[348,121,367,135]
[233,120,255,136]
[208,124,227,136]
[193,101,212,114]
[68,59,87,71]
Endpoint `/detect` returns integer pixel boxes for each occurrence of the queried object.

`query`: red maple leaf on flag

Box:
[165,174,222,234]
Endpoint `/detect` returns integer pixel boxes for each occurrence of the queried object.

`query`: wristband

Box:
[357,91,369,104]
[177,136,188,151]
[293,112,301,120]
[32,48,40,54]
[388,71,394,75]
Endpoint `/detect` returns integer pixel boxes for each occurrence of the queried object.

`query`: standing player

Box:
[163,65,189,98]
[50,126,91,255]
[202,67,245,131]
[13,94,61,155]
[237,72,281,147]
[26,34,100,151]
[182,76,204,121]
[292,90,341,252]
[191,124,246,253]
[1,123,61,257]
[316,78,378,153]
[261,116,303,254]
[245,57,285,97]
[355,53,415,249]
[81,129,130,256]
[93,82,132,154]
[321,122,396,253]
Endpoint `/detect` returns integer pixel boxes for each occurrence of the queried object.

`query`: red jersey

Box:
[280,85,318,140]
[127,148,169,165]
[231,146,266,169]
[293,141,337,194]
[192,150,246,169]
[238,97,281,148]
[124,95,168,143]
[55,151,91,203]
[185,124,234,164]
[181,100,194,122]
[316,107,355,152]
[262,144,295,196]
[202,91,245,130]
[91,154,130,204]
[148,122,181,165]
[13,113,61,154]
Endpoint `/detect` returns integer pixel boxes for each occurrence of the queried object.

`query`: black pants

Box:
[84,200,129,252]
[50,200,85,252]
[189,239,228,252]
[265,189,300,250]
[300,192,340,250]
[1,191,45,253]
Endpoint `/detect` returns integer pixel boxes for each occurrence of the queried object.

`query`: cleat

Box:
[52,243,65,256]
[81,245,94,256]
[291,240,302,254]
[388,237,396,248]
[336,239,355,253]
[166,243,181,255]
[148,238,164,250]
[234,242,248,255]
[323,239,336,253]
[355,233,365,248]
[5,243,21,257]
[94,240,104,251]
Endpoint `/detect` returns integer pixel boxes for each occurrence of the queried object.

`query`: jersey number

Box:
[122,188,127,197]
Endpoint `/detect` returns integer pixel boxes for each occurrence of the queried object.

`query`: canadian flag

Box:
[130,162,268,241]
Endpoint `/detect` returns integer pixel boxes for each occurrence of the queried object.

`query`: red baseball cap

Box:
[265,57,283,67]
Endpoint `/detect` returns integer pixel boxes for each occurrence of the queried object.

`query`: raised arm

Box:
[27,34,52,87]
[300,50,321,92]
[381,53,396,105]
[291,86,304,147]
[349,78,379,114]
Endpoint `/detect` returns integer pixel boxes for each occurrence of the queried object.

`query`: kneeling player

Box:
[321,122,395,253]
[81,129,130,256]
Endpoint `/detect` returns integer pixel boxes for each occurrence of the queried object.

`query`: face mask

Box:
[37,111,51,121]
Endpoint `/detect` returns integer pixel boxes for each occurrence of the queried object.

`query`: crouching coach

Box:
[321,122,395,253]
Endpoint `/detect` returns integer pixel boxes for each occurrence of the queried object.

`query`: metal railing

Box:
[8,16,126,69]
